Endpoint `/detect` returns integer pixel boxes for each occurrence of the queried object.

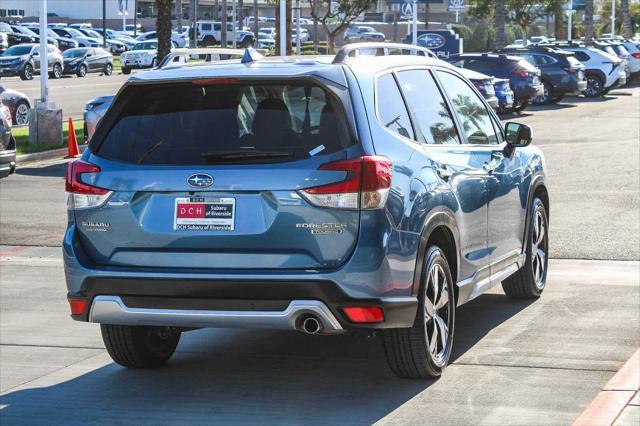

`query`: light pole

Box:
[567,0,573,41]
[611,0,616,37]
[279,0,286,56]
[295,0,301,55]
[38,0,48,104]
[232,0,237,48]
[411,0,418,49]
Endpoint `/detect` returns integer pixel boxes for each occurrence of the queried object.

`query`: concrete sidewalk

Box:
[0,247,638,424]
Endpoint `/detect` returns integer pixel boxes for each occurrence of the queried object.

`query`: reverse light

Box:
[342,306,384,323]
[65,160,112,210]
[68,298,87,315]
[299,156,392,210]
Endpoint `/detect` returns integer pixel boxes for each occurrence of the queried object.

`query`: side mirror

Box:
[505,122,532,148]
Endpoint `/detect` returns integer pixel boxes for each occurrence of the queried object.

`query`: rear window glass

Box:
[516,59,538,72]
[93,82,350,165]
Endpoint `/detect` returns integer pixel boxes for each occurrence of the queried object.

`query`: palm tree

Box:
[221,0,228,47]
[621,0,632,38]
[156,0,173,62]
[495,0,506,49]
[584,0,594,46]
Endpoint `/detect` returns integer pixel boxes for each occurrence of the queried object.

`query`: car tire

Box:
[203,36,216,46]
[101,324,181,368]
[20,63,34,80]
[50,62,62,79]
[532,81,552,105]
[121,67,131,74]
[513,99,529,113]
[583,74,604,98]
[382,246,455,379]
[502,197,549,299]
[77,64,87,77]
[13,100,30,126]
[548,96,563,104]
[104,63,113,76]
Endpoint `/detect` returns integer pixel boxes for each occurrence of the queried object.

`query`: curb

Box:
[17,145,88,165]
[573,349,640,426]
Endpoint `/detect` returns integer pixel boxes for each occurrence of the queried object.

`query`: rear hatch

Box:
[70,79,364,270]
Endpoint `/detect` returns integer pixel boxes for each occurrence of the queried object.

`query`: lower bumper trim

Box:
[89,295,344,333]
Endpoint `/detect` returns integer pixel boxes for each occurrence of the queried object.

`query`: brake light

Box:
[192,77,239,85]
[65,160,112,210]
[514,69,529,78]
[632,53,640,59]
[342,306,384,323]
[299,156,392,210]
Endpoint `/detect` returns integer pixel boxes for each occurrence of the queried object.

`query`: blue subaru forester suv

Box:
[63,44,549,379]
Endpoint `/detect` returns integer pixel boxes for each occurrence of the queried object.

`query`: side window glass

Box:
[436,71,499,145]
[397,69,460,145]
[376,73,415,140]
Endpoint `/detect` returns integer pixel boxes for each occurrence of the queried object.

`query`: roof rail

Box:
[158,47,267,69]
[332,43,436,64]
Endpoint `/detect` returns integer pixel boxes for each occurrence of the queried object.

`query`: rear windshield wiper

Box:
[201,150,294,163]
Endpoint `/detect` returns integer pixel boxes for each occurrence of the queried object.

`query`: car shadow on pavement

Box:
[16,162,67,178]
[0,292,532,425]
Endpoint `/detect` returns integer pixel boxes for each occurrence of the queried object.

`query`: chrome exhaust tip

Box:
[300,315,323,335]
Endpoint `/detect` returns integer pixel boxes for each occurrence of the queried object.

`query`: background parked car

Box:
[135,30,187,48]
[493,78,515,113]
[78,28,127,54]
[598,39,639,76]
[119,23,143,37]
[498,46,587,104]
[256,33,275,50]
[51,27,100,48]
[25,26,79,51]
[195,21,253,46]
[0,84,30,126]
[0,99,16,178]
[1,22,36,48]
[84,95,113,142]
[447,53,543,112]
[544,42,627,97]
[120,40,163,74]
[0,43,64,80]
[63,47,113,77]
[93,28,137,50]
[344,26,385,43]
[9,25,57,48]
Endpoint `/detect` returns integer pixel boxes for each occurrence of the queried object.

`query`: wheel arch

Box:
[522,175,549,253]
[585,69,606,85]
[412,210,461,303]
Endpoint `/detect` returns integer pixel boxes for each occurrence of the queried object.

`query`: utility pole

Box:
[295,0,301,55]
[411,0,418,49]
[567,0,573,41]
[39,0,49,104]
[232,0,237,48]
[134,0,138,36]
[611,0,616,37]
[279,0,286,56]
[176,0,183,33]
[102,0,107,48]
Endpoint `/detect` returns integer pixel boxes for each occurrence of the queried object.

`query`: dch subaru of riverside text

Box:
[63,44,550,379]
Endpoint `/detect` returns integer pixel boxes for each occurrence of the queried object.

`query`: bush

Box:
[453,23,549,52]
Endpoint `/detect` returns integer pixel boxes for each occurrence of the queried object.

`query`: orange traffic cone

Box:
[65,117,80,159]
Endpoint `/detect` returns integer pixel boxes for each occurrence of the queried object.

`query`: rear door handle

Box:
[436,165,452,181]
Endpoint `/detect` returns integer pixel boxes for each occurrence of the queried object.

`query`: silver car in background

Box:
[0,99,16,178]
[83,95,113,143]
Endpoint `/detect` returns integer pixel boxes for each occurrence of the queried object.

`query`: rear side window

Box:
[93,82,351,165]
[375,73,414,140]
[436,70,499,145]
[574,51,590,61]
[466,59,497,75]
[396,69,459,145]
[201,23,212,31]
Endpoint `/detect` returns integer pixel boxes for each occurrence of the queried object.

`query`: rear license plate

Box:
[505,93,514,105]
[174,197,235,231]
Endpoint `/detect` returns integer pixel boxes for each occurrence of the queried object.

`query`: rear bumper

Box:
[67,276,418,330]
[0,149,16,178]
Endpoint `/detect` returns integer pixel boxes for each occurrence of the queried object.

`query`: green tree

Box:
[509,0,552,41]
[307,0,377,53]
[156,0,173,63]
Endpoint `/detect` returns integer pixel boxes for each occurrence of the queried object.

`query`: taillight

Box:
[65,160,112,210]
[68,298,87,315]
[514,69,530,78]
[0,105,11,125]
[632,53,640,59]
[299,156,392,210]
[342,306,384,323]
[562,67,577,74]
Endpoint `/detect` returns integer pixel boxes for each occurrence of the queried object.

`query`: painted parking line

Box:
[0,246,30,257]
[573,349,640,426]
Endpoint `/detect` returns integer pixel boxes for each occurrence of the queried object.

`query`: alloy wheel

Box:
[24,64,34,80]
[15,103,29,126]
[53,63,62,78]
[585,77,601,97]
[423,263,453,367]
[534,83,550,104]
[531,208,548,289]
[78,65,87,77]
[104,63,113,76]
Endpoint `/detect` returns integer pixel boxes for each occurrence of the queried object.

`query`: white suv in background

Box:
[196,21,253,46]
[555,45,627,97]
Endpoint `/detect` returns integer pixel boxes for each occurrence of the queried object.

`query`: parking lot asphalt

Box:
[1,84,638,260]
[0,245,637,425]
[1,72,130,120]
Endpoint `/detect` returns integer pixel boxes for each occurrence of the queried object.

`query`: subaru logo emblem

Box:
[421,33,446,49]
[187,174,214,188]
